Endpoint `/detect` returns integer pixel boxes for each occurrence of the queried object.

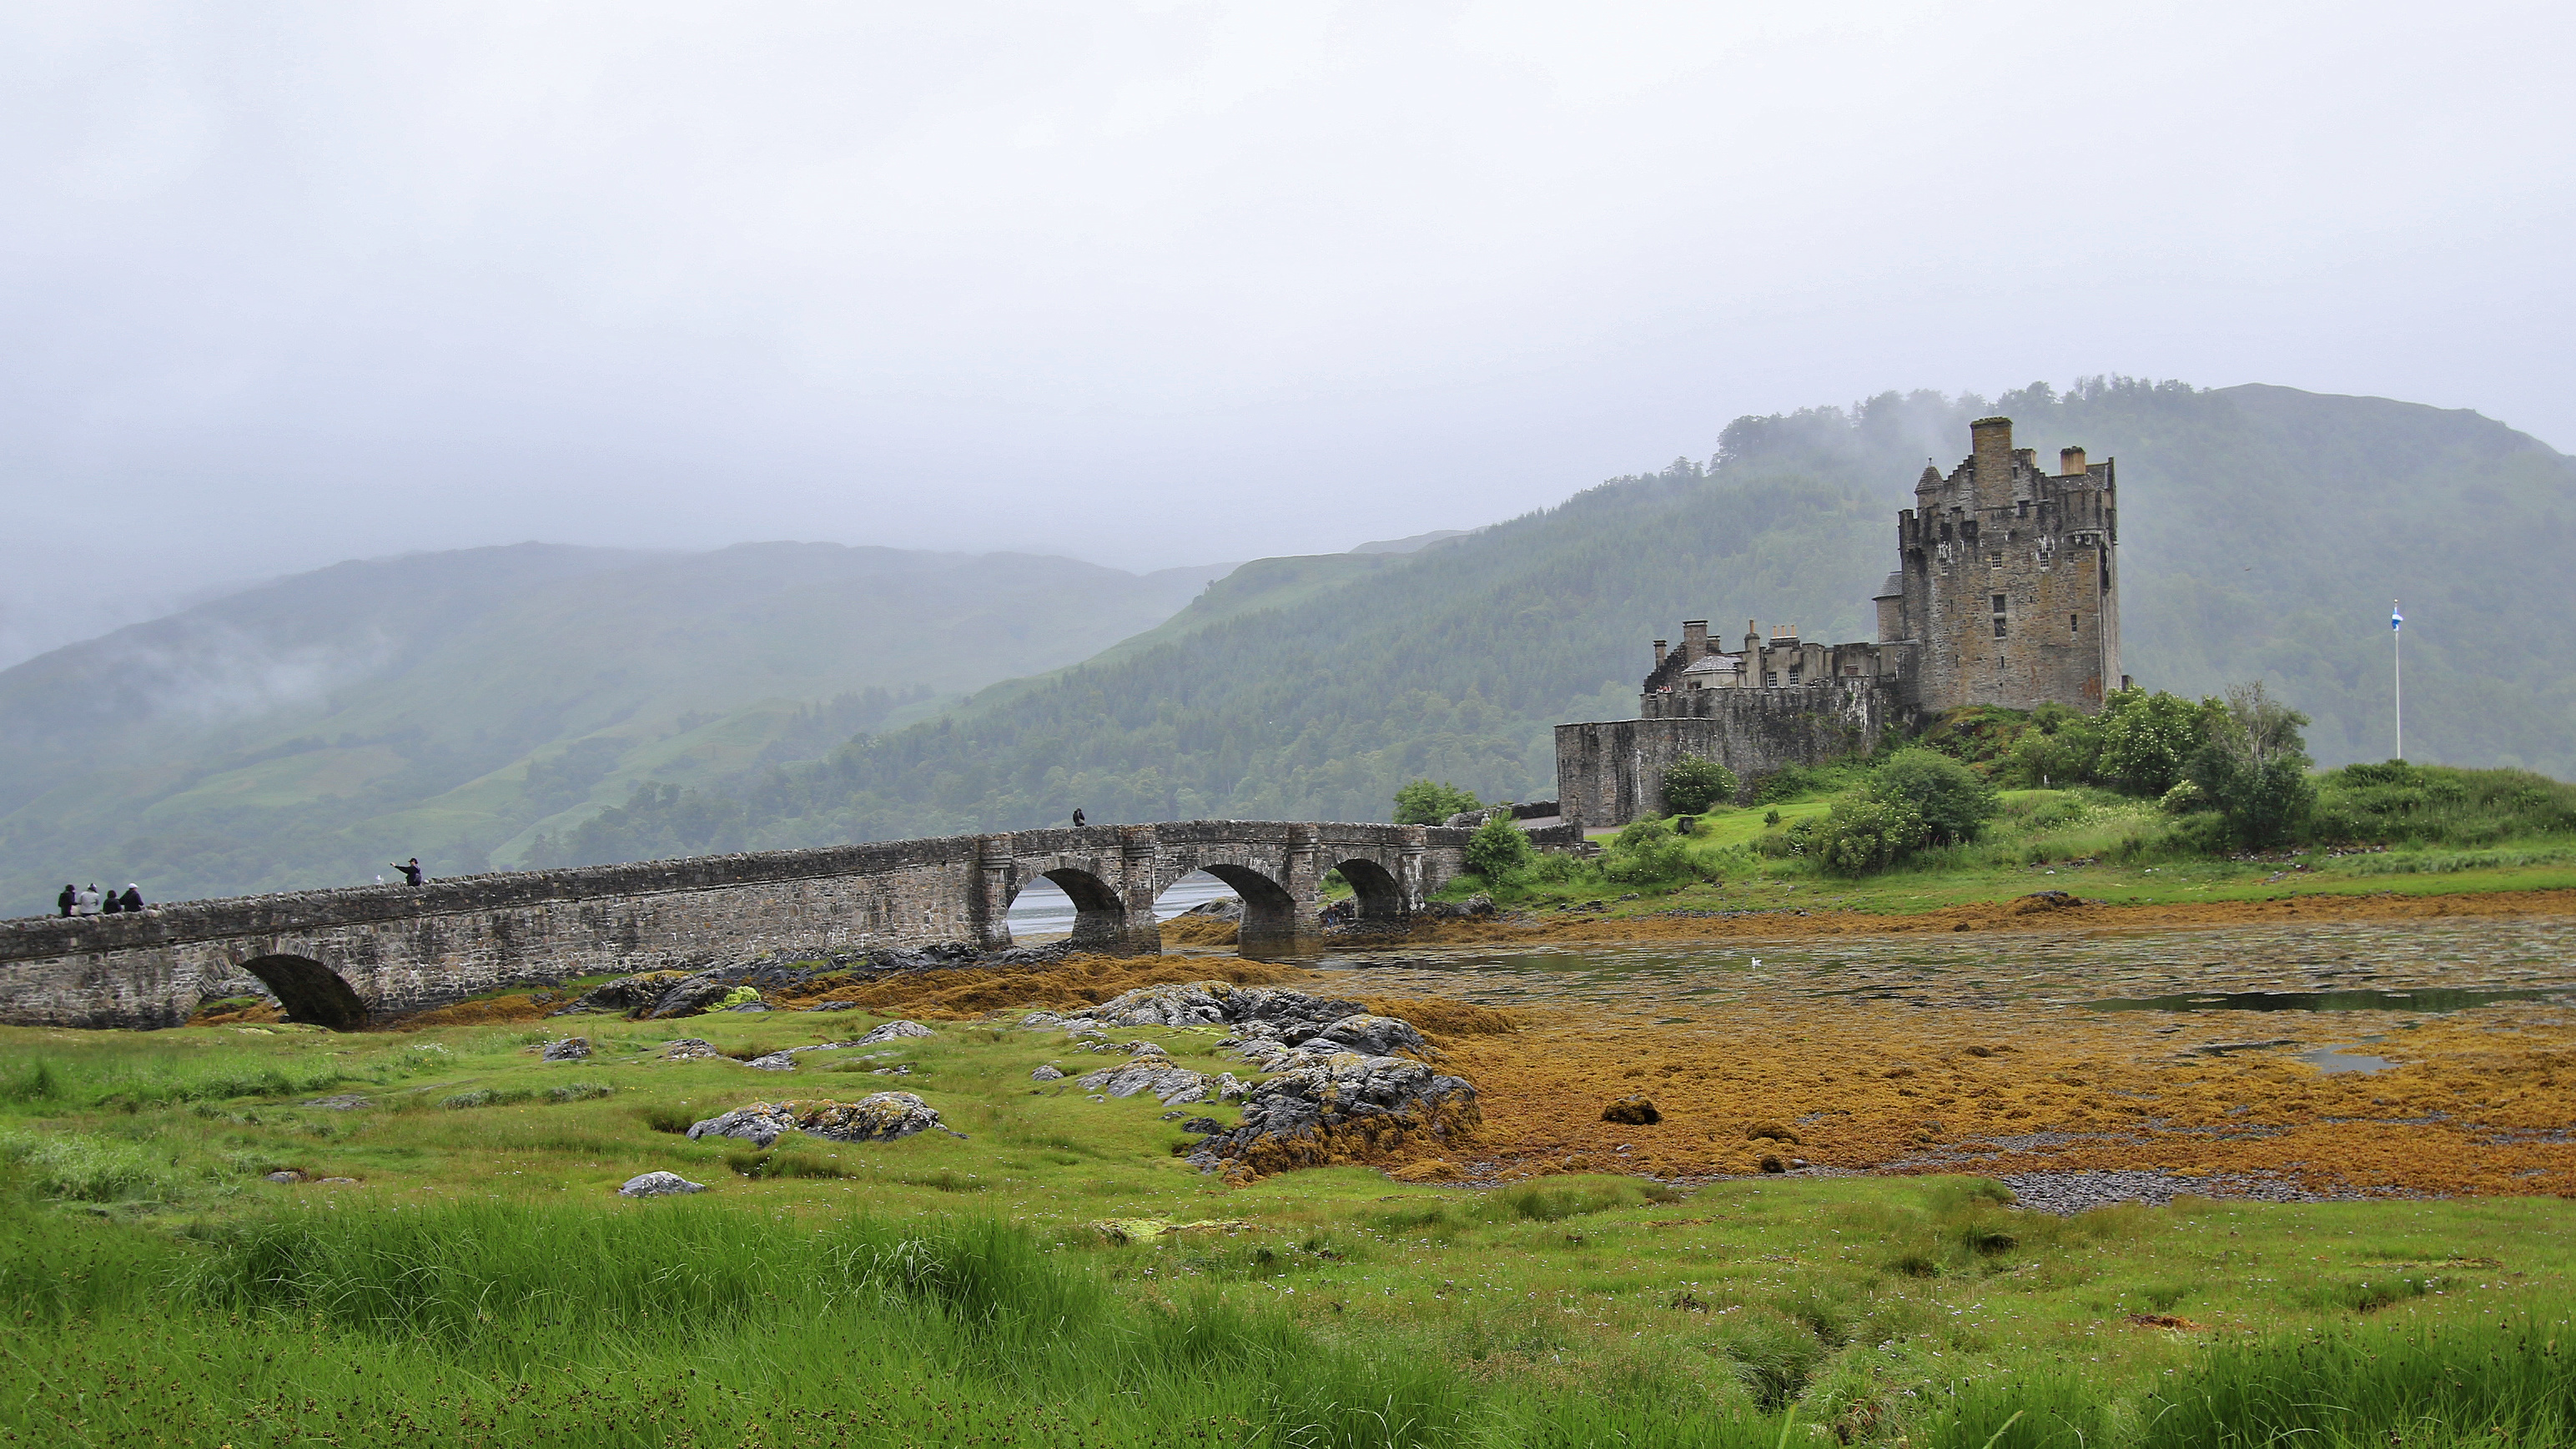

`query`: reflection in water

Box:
[2086,988,2556,1014]
[1008,869,1238,939]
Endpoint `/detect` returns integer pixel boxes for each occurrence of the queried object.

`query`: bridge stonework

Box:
[0,821,1472,1030]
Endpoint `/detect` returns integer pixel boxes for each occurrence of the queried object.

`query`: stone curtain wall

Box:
[1554,680,1898,831]
[0,823,1472,1029]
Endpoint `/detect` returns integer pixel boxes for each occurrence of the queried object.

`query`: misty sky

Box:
[4,2,2568,667]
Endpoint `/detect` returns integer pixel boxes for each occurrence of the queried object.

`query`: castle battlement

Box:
[1557,416,2126,828]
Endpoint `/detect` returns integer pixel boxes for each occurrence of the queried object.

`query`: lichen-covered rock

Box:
[541,1037,591,1061]
[1296,1014,1427,1059]
[687,1094,945,1146]
[686,1103,803,1147]
[1074,982,1367,1034]
[663,1038,722,1060]
[797,1093,943,1143]
[1190,1052,1478,1178]
[618,1170,706,1197]
[1076,1063,1217,1106]
[1031,1064,1065,1081]
[856,1019,935,1045]
[744,1053,798,1071]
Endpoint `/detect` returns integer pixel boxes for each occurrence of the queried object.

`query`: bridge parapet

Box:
[0,820,1476,1030]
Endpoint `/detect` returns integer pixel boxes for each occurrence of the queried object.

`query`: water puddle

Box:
[2302,1047,2399,1074]
[2085,988,2558,1014]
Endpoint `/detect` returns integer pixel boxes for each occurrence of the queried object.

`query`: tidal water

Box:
[1005,869,1239,941]
[1295,916,2576,1026]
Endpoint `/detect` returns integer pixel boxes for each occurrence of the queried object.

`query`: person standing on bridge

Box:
[56,883,74,918]
[393,858,425,887]
[1071,808,1086,828]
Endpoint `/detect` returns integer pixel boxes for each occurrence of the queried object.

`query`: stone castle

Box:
[1554,415,2125,828]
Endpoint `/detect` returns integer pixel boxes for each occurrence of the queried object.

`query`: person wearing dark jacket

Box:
[57,884,74,918]
[101,890,122,914]
[393,858,424,887]
[1071,808,1087,828]
[118,885,143,913]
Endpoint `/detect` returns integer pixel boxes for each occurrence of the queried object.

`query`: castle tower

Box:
[1887,417,2119,713]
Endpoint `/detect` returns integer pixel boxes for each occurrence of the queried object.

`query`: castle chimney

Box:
[1970,416,2013,489]
[1653,639,1668,667]
[2060,445,2087,475]
[1681,621,1708,661]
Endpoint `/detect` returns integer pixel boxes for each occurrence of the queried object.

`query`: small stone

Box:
[663,1039,722,1060]
[1602,1095,1662,1125]
[264,1170,304,1184]
[1179,1117,1225,1135]
[541,1037,591,1061]
[857,1019,935,1045]
[1031,1064,1065,1081]
[619,1170,707,1197]
[744,1053,797,1071]
[723,1002,772,1013]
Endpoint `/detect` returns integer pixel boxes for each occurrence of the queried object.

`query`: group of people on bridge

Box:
[57,883,144,918]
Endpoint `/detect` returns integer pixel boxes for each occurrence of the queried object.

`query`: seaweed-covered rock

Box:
[551,972,688,1017]
[855,1019,935,1046]
[1190,1052,1478,1177]
[1602,1095,1662,1125]
[618,1171,706,1197]
[1076,1063,1216,1106]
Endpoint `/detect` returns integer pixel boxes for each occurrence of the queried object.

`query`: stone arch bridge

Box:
[0,821,1474,1030]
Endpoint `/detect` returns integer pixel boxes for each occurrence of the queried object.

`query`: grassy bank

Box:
[3,994,2573,1445]
[1462,762,2576,919]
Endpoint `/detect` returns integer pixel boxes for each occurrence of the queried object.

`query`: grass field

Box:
[1522,785,2576,920]
[3,984,2571,1446]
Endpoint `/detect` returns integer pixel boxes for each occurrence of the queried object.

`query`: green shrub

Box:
[1463,814,1534,883]
[2188,682,2316,849]
[2308,762,2576,847]
[1394,778,1482,825]
[2096,687,2221,797]
[1806,795,1929,875]
[1870,749,1997,844]
[1660,755,1738,813]
[1601,818,1694,885]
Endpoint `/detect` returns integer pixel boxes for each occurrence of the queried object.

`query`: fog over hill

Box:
[526,380,2576,869]
[8,378,2568,905]
[0,544,1233,907]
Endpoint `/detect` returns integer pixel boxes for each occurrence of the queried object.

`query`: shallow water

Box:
[1301,917,2576,1024]
[1007,869,1237,940]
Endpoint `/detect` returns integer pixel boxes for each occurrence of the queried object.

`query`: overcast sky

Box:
[3,1,2568,666]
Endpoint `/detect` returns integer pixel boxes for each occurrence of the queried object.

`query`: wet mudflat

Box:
[1301,917,2576,1202]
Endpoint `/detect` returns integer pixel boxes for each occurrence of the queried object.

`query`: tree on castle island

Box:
[1393,778,1482,826]
[1660,755,1738,815]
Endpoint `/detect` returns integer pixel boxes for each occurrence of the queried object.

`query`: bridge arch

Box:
[1190,863,1301,958]
[239,953,368,1030]
[1016,868,1130,952]
[1327,857,1410,931]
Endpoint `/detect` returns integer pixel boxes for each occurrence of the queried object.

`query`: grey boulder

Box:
[619,1171,707,1197]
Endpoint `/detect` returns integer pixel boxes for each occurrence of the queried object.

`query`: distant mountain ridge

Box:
[524,379,2575,868]
[0,541,1234,907]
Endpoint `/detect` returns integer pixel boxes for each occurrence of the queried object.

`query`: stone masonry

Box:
[1556,416,2125,829]
[0,821,1470,1030]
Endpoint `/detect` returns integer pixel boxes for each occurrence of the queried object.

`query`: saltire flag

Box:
[2392,603,2403,632]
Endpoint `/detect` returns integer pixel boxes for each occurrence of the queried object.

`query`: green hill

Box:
[531,379,2574,866]
[0,542,1230,906]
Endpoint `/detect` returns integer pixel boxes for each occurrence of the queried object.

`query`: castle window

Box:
[2070,613,2079,634]
[1939,521,1952,541]
[2015,499,2029,519]
[1763,671,1779,687]
[1993,616,2008,638]
[1990,594,2007,612]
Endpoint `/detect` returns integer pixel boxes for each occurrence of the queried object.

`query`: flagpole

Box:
[2392,599,2402,761]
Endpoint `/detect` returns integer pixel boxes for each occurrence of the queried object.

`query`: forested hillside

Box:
[0,544,1230,907]
[535,379,2575,867]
